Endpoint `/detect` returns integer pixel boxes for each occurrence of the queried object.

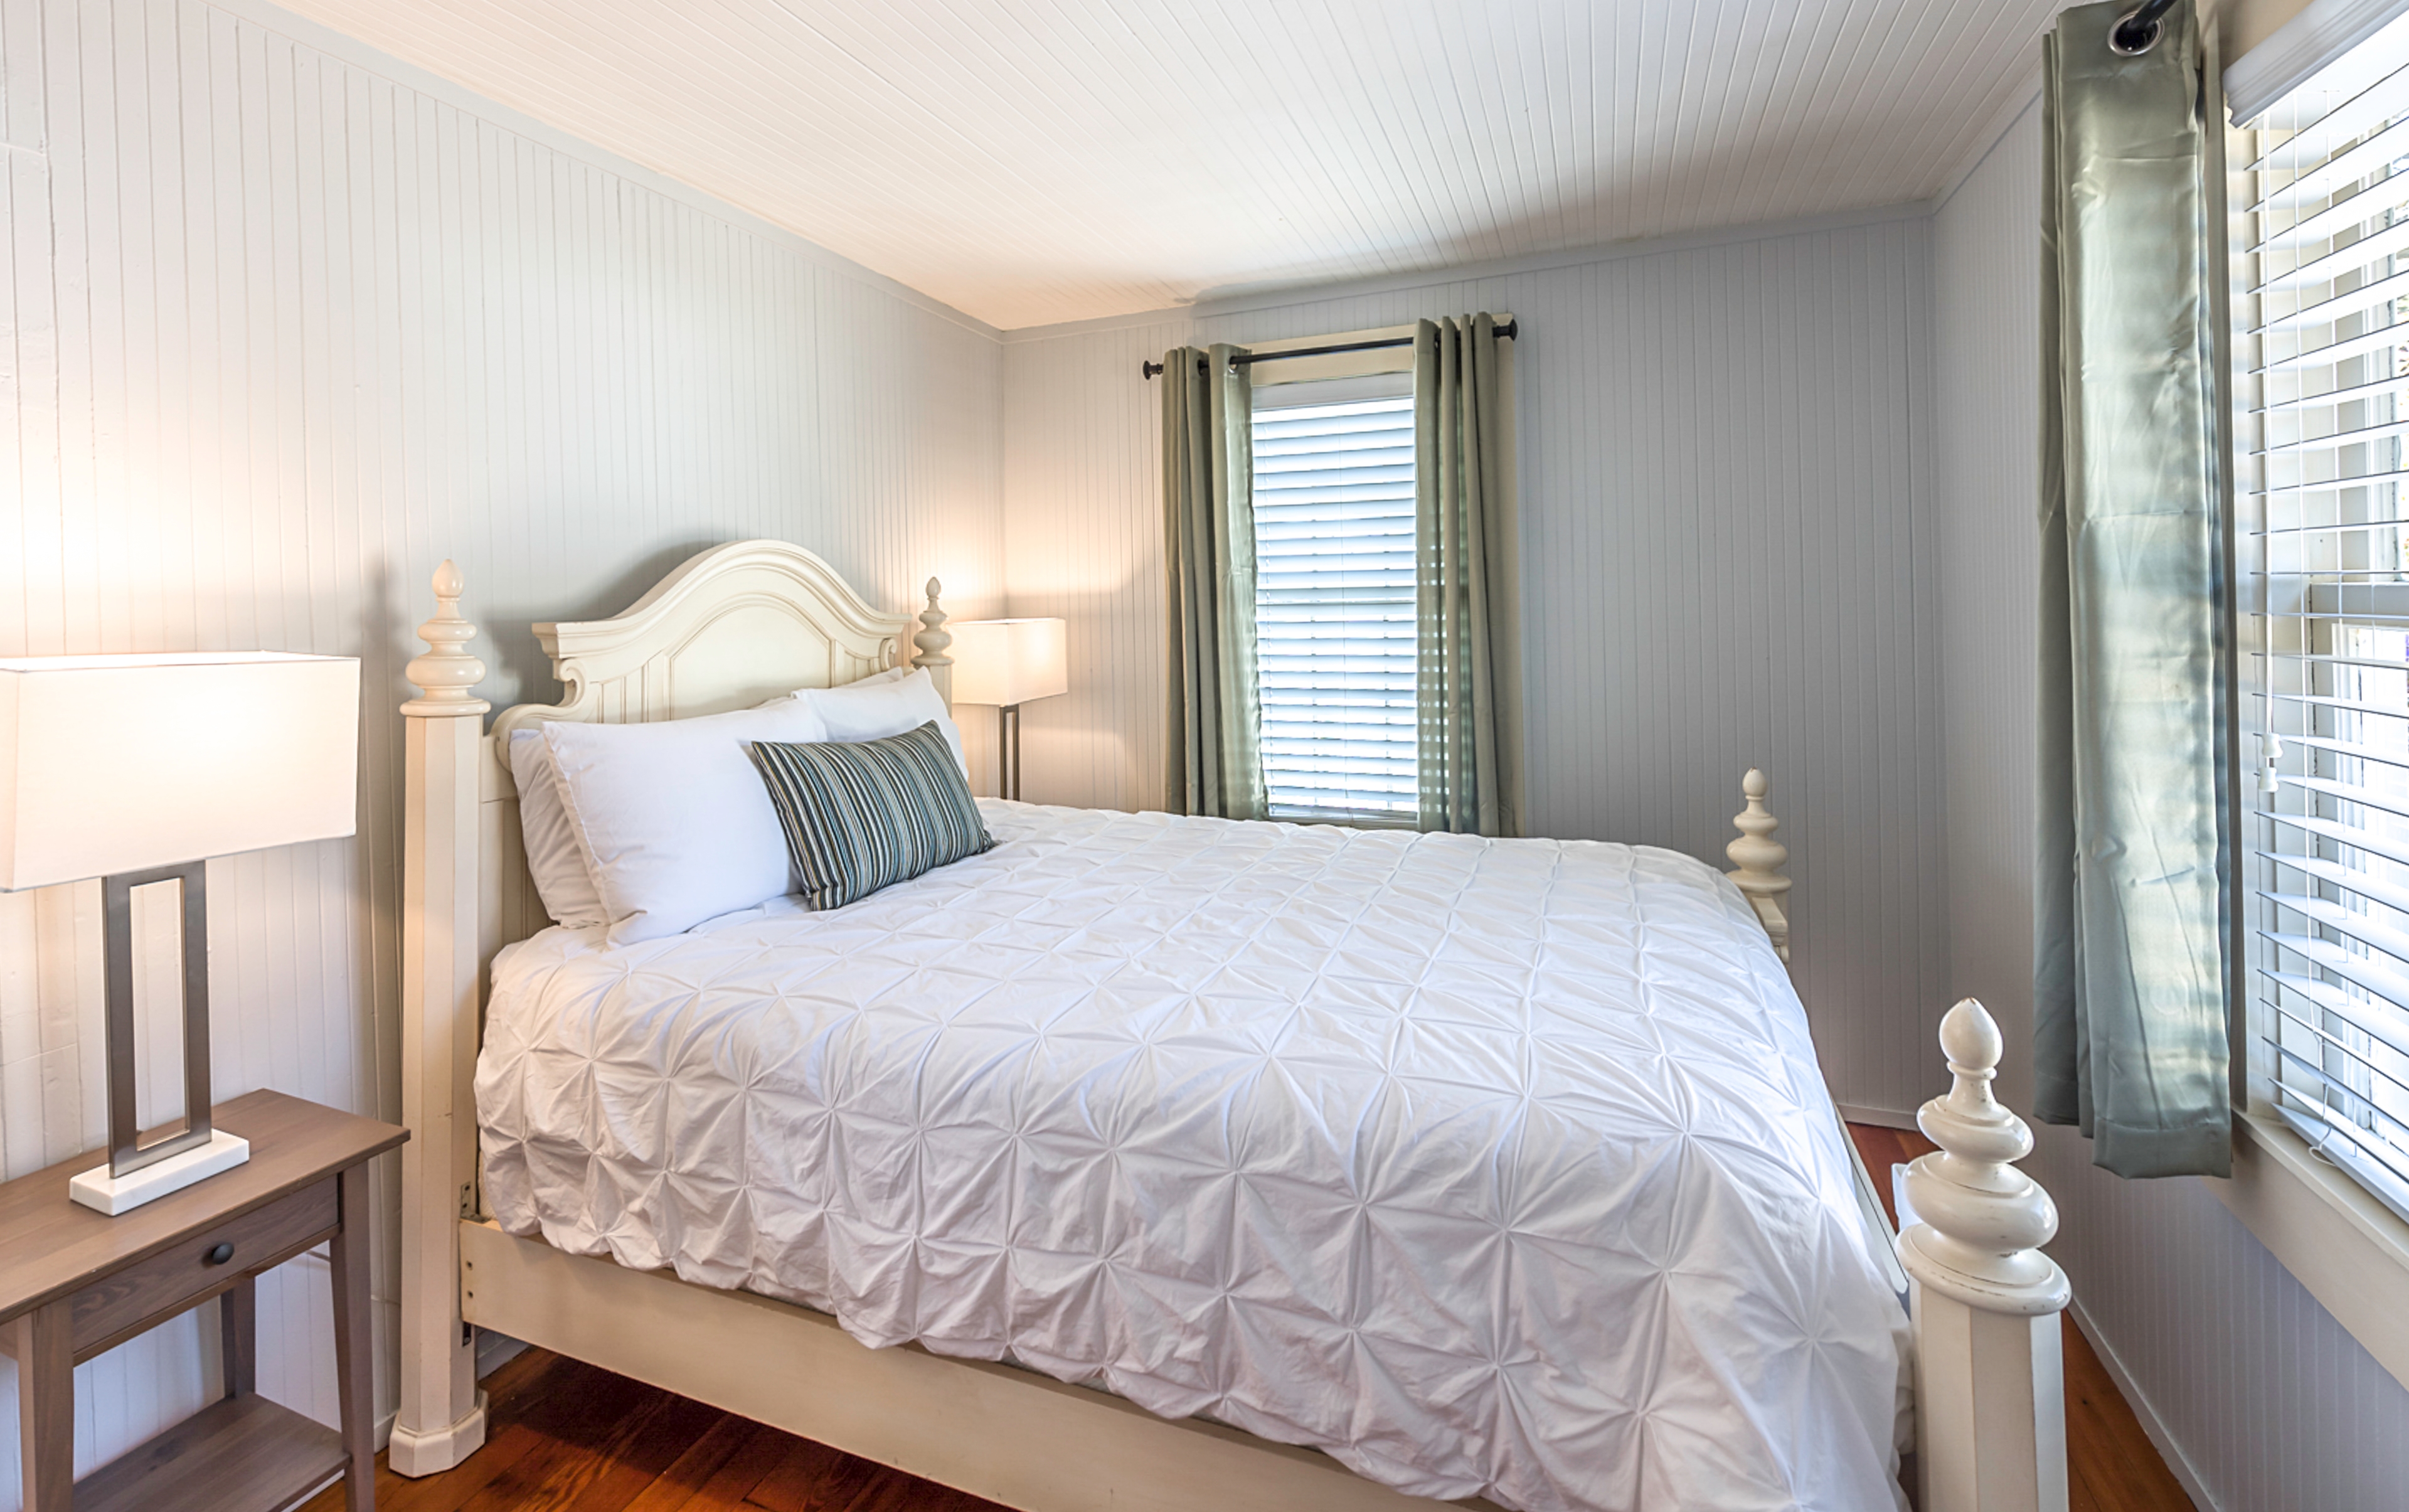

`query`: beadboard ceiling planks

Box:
[260,0,2062,329]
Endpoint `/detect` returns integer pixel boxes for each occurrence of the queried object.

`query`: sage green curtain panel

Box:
[1161,344,1267,821]
[1413,316,1524,838]
[2035,0,2231,1179]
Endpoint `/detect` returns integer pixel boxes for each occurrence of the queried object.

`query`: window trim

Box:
[1249,372,1420,826]
[1243,323,1417,388]
[2210,1108,2409,1391]
[2218,11,2409,1396]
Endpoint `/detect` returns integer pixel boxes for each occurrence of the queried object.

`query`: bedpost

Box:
[913,577,954,708]
[390,562,492,1476]
[1726,768,1792,961]
[1901,999,2071,1512]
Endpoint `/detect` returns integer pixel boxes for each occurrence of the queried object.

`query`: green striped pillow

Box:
[747,721,994,911]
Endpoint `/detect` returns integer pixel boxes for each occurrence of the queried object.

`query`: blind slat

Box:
[1253,392,1420,819]
[2245,13,2409,1222]
[2257,847,2409,915]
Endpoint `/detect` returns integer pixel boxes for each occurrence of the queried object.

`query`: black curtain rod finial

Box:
[1141,359,1165,378]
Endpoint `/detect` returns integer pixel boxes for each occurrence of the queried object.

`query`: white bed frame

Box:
[389,540,2073,1512]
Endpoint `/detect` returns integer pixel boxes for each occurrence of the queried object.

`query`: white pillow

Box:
[800,668,967,777]
[843,666,910,688]
[544,700,831,945]
[508,729,607,929]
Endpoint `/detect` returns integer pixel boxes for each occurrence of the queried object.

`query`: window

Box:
[2239,9,2409,1225]
[1250,373,1417,823]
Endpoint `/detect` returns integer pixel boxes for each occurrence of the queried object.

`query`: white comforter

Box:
[478,802,1909,1511]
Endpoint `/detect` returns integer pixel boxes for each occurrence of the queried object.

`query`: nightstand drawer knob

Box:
[204,1242,235,1266]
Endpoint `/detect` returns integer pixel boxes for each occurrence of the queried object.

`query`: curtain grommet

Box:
[2108,8,2162,55]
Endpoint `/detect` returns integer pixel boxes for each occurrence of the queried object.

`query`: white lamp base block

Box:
[68,1131,251,1215]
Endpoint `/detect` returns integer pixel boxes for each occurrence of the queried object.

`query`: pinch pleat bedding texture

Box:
[1413,314,1525,838]
[1161,343,1267,821]
[748,721,994,911]
[2035,0,2232,1178]
[477,801,1910,1512]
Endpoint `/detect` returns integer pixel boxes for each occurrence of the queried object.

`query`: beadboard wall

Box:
[1001,211,1953,1117]
[0,0,1002,1503]
[1934,98,2409,1511]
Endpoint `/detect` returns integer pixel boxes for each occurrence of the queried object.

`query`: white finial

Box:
[912,577,953,671]
[1726,767,1792,962]
[403,559,491,716]
[1900,998,2070,1316]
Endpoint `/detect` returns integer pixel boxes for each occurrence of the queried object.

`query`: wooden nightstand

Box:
[0,1090,408,1512]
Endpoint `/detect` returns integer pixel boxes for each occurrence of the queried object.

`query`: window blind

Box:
[1250,392,1418,821]
[2243,7,2409,1225]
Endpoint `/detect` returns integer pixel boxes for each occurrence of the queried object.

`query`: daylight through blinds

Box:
[1251,395,1418,820]
[2243,8,2409,1225]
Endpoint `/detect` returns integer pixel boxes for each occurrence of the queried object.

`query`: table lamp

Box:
[0,652,361,1214]
[947,619,1068,802]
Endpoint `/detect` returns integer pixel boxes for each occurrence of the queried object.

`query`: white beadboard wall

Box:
[0,0,1002,1503]
[1002,211,1953,1117]
[1935,99,2409,1511]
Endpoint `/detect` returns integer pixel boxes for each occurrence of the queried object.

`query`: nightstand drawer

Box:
[68,1178,339,1356]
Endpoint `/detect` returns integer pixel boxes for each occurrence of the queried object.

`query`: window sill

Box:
[2207,1108,2409,1392]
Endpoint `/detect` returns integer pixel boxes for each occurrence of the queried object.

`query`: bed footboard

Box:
[1905,999,2072,1512]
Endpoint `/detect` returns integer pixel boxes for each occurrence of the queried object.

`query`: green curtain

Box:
[2036,0,2230,1179]
[1161,344,1266,820]
[1413,316,1524,838]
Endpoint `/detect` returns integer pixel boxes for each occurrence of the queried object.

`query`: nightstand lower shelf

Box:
[1,1093,409,1512]
[75,1394,345,1512]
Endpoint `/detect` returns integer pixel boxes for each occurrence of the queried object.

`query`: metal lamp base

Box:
[997,703,1023,802]
[70,1129,250,1215]
[82,859,237,1217]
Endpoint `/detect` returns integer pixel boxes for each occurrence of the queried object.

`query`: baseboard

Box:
[1837,1103,1922,1131]
[2065,1295,2216,1512]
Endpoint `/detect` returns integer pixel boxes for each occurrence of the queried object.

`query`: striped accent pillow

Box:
[747,721,994,911]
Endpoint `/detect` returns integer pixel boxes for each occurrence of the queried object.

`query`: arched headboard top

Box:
[491,540,916,750]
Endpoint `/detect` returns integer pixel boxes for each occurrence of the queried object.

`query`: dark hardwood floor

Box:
[309,1123,2195,1512]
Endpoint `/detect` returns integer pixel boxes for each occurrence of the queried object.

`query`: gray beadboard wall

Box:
[1935,98,2409,1511]
[0,0,1003,1501]
[1001,213,1954,1119]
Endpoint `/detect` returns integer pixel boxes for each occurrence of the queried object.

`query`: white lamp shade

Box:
[0,652,361,890]
[949,619,1069,708]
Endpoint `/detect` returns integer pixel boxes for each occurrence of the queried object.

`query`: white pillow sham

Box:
[800,667,967,777]
[507,729,607,929]
[545,700,831,945]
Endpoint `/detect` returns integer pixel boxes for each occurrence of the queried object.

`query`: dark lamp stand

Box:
[997,704,1026,802]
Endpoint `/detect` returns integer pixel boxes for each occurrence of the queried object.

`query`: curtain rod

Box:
[2109,0,2177,55]
[1141,319,1519,380]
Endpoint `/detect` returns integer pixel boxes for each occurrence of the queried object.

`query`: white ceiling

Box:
[274,0,2060,329]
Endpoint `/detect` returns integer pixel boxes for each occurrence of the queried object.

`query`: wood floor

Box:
[304,1122,2196,1512]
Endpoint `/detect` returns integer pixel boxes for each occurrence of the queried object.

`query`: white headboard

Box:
[490,539,921,750]
[469,539,939,955]
[393,537,948,1451]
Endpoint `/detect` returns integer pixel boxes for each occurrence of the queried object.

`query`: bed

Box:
[388,540,2074,1512]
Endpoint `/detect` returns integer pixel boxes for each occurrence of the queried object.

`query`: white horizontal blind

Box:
[1251,388,1419,821]
[2243,8,2409,1225]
